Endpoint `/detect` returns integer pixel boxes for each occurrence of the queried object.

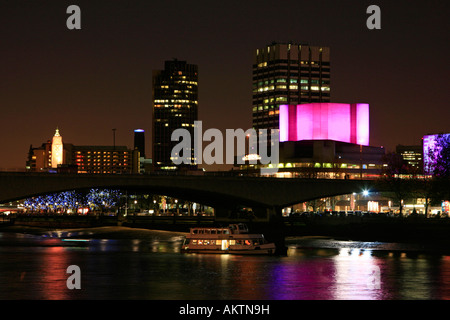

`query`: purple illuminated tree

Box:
[426,134,450,178]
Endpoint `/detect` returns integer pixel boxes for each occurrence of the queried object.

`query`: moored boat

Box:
[181,223,276,255]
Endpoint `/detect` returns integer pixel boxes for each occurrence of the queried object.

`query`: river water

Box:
[0,226,449,300]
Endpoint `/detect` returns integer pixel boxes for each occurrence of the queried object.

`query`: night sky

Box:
[0,0,448,170]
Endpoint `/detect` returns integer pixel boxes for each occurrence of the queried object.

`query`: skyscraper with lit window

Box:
[252,42,331,132]
[134,129,146,158]
[152,59,198,170]
[396,144,423,171]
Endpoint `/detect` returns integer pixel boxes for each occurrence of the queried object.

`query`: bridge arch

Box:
[0,172,381,213]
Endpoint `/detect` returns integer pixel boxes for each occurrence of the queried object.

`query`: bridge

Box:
[0,172,381,218]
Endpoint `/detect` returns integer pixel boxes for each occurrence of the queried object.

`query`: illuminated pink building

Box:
[279,103,370,146]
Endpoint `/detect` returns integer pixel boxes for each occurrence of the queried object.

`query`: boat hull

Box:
[181,247,275,255]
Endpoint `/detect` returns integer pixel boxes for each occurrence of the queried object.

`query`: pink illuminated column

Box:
[326,103,351,143]
[297,103,314,141]
[279,105,298,142]
[279,105,289,142]
[356,103,370,146]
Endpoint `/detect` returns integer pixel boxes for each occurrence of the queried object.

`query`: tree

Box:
[23,189,122,214]
[411,178,439,218]
[377,152,415,217]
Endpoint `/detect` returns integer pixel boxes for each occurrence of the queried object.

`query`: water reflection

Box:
[439,257,450,300]
[333,248,384,300]
[269,255,336,299]
[270,248,381,300]
[279,245,450,300]
[1,232,450,299]
[40,246,72,299]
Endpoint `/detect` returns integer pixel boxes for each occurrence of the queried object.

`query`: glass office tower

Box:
[152,59,198,170]
[252,42,331,132]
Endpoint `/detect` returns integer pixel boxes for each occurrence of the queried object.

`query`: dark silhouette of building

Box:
[134,129,146,158]
[396,144,423,172]
[152,59,198,171]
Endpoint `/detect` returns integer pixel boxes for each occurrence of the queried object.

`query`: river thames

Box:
[0,226,449,301]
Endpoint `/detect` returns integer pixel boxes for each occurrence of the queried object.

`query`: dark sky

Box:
[0,0,448,170]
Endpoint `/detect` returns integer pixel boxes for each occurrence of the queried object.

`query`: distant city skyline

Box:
[0,1,448,170]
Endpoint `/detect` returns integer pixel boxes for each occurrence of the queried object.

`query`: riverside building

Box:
[238,102,385,179]
[71,145,139,174]
[26,128,139,174]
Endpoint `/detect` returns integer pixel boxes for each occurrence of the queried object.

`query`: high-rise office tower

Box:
[252,42,331,132]
[134,129,146,158]
[152,59,198,170]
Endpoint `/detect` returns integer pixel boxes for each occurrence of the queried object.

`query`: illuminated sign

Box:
[279,103,370,146]
[242,154,261,162]
[443,201,449,213]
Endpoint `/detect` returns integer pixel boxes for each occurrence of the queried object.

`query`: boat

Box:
[181,223,276,255]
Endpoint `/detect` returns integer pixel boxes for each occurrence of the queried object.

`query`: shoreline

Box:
[0,225,188,241]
